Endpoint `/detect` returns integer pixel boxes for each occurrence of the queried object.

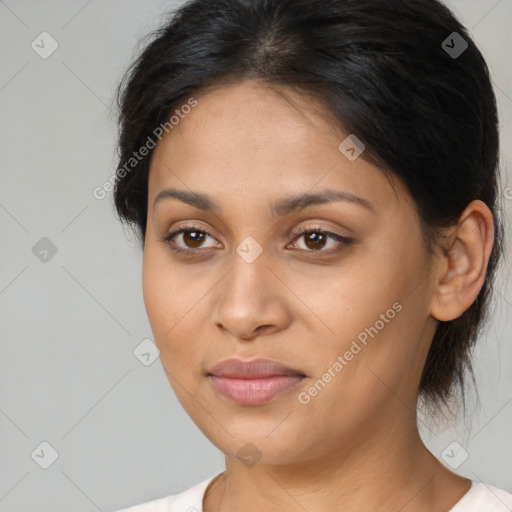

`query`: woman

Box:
[112,0,511,510]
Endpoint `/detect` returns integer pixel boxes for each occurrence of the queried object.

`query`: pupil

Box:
[184,231,204,248]
[307,232,325,250]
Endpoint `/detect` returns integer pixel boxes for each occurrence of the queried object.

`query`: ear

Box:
[430,200,495,322]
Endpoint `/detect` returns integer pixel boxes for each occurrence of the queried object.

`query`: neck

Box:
[203,414,471,512]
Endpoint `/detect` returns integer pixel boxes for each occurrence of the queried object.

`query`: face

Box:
[142,79,440,466]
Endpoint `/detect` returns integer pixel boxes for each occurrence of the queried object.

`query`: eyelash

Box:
[159,224,353,257]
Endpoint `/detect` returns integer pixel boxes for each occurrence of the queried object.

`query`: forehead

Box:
[164,80,341,156]
[147,79,407,216]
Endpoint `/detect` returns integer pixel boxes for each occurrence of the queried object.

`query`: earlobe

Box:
[430,200,494,322]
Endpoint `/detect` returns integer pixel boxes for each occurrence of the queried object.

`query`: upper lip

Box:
[208,358,306,378]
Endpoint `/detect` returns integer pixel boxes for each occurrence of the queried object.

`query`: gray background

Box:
[0,1,511,511]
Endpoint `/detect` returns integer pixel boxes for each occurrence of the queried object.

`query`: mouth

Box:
[207,357,307,406]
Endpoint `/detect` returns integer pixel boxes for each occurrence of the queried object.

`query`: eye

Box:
[288,227,353,255]
[159,225,353,256]
[160,225,219,254]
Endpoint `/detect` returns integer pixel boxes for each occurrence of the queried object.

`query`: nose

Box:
[211,250,292,341]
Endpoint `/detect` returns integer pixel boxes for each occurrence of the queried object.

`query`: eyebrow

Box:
[153,187,374,216]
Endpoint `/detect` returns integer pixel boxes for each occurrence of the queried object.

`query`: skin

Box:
[142,79,495,512]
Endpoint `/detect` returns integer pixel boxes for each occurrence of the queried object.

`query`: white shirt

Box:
[114,472,512,511]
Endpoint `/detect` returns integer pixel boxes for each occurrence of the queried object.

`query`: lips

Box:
[208,357,306,378]
[207,358,307,406]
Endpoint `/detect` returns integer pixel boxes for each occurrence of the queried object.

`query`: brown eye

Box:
[182,230,206,249]
[160,225,352,257]
[291,228,352,254]
[303,231,328,251]
[161,226,218,253]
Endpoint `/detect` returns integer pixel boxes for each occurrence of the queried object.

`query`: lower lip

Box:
[208,375,306,406]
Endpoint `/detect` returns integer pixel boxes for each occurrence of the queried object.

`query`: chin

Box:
[199,418,309,464]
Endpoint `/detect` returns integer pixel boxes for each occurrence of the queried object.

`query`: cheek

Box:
[142,249,182,351]
[293,236,428,382]
[142,247,206,373]
[286,254,399,348]
[142,243,186,329]
[142,251,167,336]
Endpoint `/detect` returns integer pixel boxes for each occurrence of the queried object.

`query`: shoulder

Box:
[450,482,512,511]
[113,472,222,512]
